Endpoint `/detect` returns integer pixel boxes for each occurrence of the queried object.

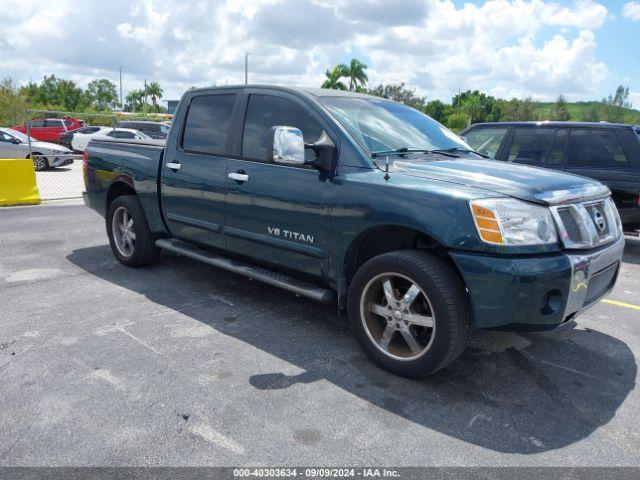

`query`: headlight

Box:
[470,198,558,246]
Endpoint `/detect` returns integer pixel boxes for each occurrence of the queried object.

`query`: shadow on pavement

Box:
[68,245,637,454]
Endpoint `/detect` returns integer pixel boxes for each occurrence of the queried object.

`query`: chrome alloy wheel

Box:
[32,155,47,171]
[359,272,436,360]
[112,206,136,258]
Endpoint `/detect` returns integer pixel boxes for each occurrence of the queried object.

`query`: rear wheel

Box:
[347,250,471,378]
[106,195,160,267]
[31,153,47,171]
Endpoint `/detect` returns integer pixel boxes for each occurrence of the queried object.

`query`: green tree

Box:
[146,81,163,109]
[423,100,448,123]
[338,58,368,91]
[460,94,483,126]
[86,79,118,110]
[551,95,571,121]
[445,112,468,132]
[499,98,536,121]
[367,82,425,108]
[321,66,347,90]
[452,90,501,122]
[19,75,84,111]
[125,89,144,112]
[583,103,602,122]
[0,78,26,126]
[601,85,631,123]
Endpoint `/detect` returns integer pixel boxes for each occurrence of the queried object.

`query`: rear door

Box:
[224,90,334,278]
[42,119,64,142]
[566,128,640,223]
[161,91,239,249]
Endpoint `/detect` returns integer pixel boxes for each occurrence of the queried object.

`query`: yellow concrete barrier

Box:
[0,159,41,206]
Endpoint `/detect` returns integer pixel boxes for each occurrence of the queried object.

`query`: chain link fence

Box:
[24,109,114,200]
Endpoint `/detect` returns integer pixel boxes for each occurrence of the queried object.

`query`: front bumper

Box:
[450,235,625,329]
[47,155,74,168]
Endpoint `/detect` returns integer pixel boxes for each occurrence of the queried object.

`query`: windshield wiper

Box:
[433,147,491,159]
[371,147,434,157]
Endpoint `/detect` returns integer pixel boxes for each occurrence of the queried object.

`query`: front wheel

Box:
[31,153,48,171]
[106,195,160,267]
[347,250,471,378]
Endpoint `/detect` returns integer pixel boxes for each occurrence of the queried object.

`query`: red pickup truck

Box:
[12,117,85,143]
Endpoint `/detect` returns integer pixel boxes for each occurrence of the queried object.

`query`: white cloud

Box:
[622,2,640,21]
[0,0,617,103]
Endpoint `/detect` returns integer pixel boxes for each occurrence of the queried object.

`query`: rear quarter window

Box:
[568,129,630,168]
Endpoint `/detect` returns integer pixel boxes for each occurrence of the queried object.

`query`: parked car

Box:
[83,86,624,378]
[0,127,74,170]
[71,127,150,152]
[115,120,169,139]
[59,126,102,151]
[12,117,85,143]
[461,121,640,232]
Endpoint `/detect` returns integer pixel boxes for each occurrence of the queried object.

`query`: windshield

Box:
[4,129,33,143]
[321,96,470,156]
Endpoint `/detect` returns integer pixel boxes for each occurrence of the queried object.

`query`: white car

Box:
[71,127,151,152]
[0,127,75,171]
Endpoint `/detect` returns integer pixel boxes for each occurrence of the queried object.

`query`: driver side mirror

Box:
[268,126,305,166]
[10,137,21,144]
[268,126,335,172]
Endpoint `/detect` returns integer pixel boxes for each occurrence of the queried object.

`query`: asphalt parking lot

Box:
[1,202,639,466]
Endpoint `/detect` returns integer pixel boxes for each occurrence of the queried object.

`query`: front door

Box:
[0,130,25,158]
[225,91,334,278]
[161,91,239,249]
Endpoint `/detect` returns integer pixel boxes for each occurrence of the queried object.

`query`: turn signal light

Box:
[471,204,504,245]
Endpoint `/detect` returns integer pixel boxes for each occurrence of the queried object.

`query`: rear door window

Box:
[568,129,630,168]
[44,119,62,128]
[507,128,557,166]
[464,128,508,159]
[182,94,236,155]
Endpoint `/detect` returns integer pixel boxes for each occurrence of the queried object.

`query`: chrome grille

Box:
[550,197,621,249]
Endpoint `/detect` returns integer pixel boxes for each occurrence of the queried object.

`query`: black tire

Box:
[31,153,48,171]
[106,195,160,267]
[347,250,471,378]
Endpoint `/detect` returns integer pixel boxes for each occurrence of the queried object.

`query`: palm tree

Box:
[125,89,144,111]
[146,82,163,109]
[321,66,347,90]
[338,58,368,91]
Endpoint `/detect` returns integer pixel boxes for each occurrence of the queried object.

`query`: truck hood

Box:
[388,157,609,205]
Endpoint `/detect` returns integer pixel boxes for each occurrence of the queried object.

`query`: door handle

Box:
[166,161,181,172]
[228,172,249,182]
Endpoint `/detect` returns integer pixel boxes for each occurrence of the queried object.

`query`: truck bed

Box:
[84,138,166,233]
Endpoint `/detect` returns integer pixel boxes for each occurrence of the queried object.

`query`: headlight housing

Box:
[470,198,558,246]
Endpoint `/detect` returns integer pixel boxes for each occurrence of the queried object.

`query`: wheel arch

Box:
[339,224,465,309]
[106,180,136,211]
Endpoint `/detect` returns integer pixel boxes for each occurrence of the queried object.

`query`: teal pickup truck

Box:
[83,86,625,378]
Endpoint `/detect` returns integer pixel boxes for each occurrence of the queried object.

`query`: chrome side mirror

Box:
[268,126,305,166]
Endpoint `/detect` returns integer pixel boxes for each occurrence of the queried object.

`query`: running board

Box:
[155,238,335,303]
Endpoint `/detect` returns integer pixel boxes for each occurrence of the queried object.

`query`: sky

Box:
[0,0,639,107]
